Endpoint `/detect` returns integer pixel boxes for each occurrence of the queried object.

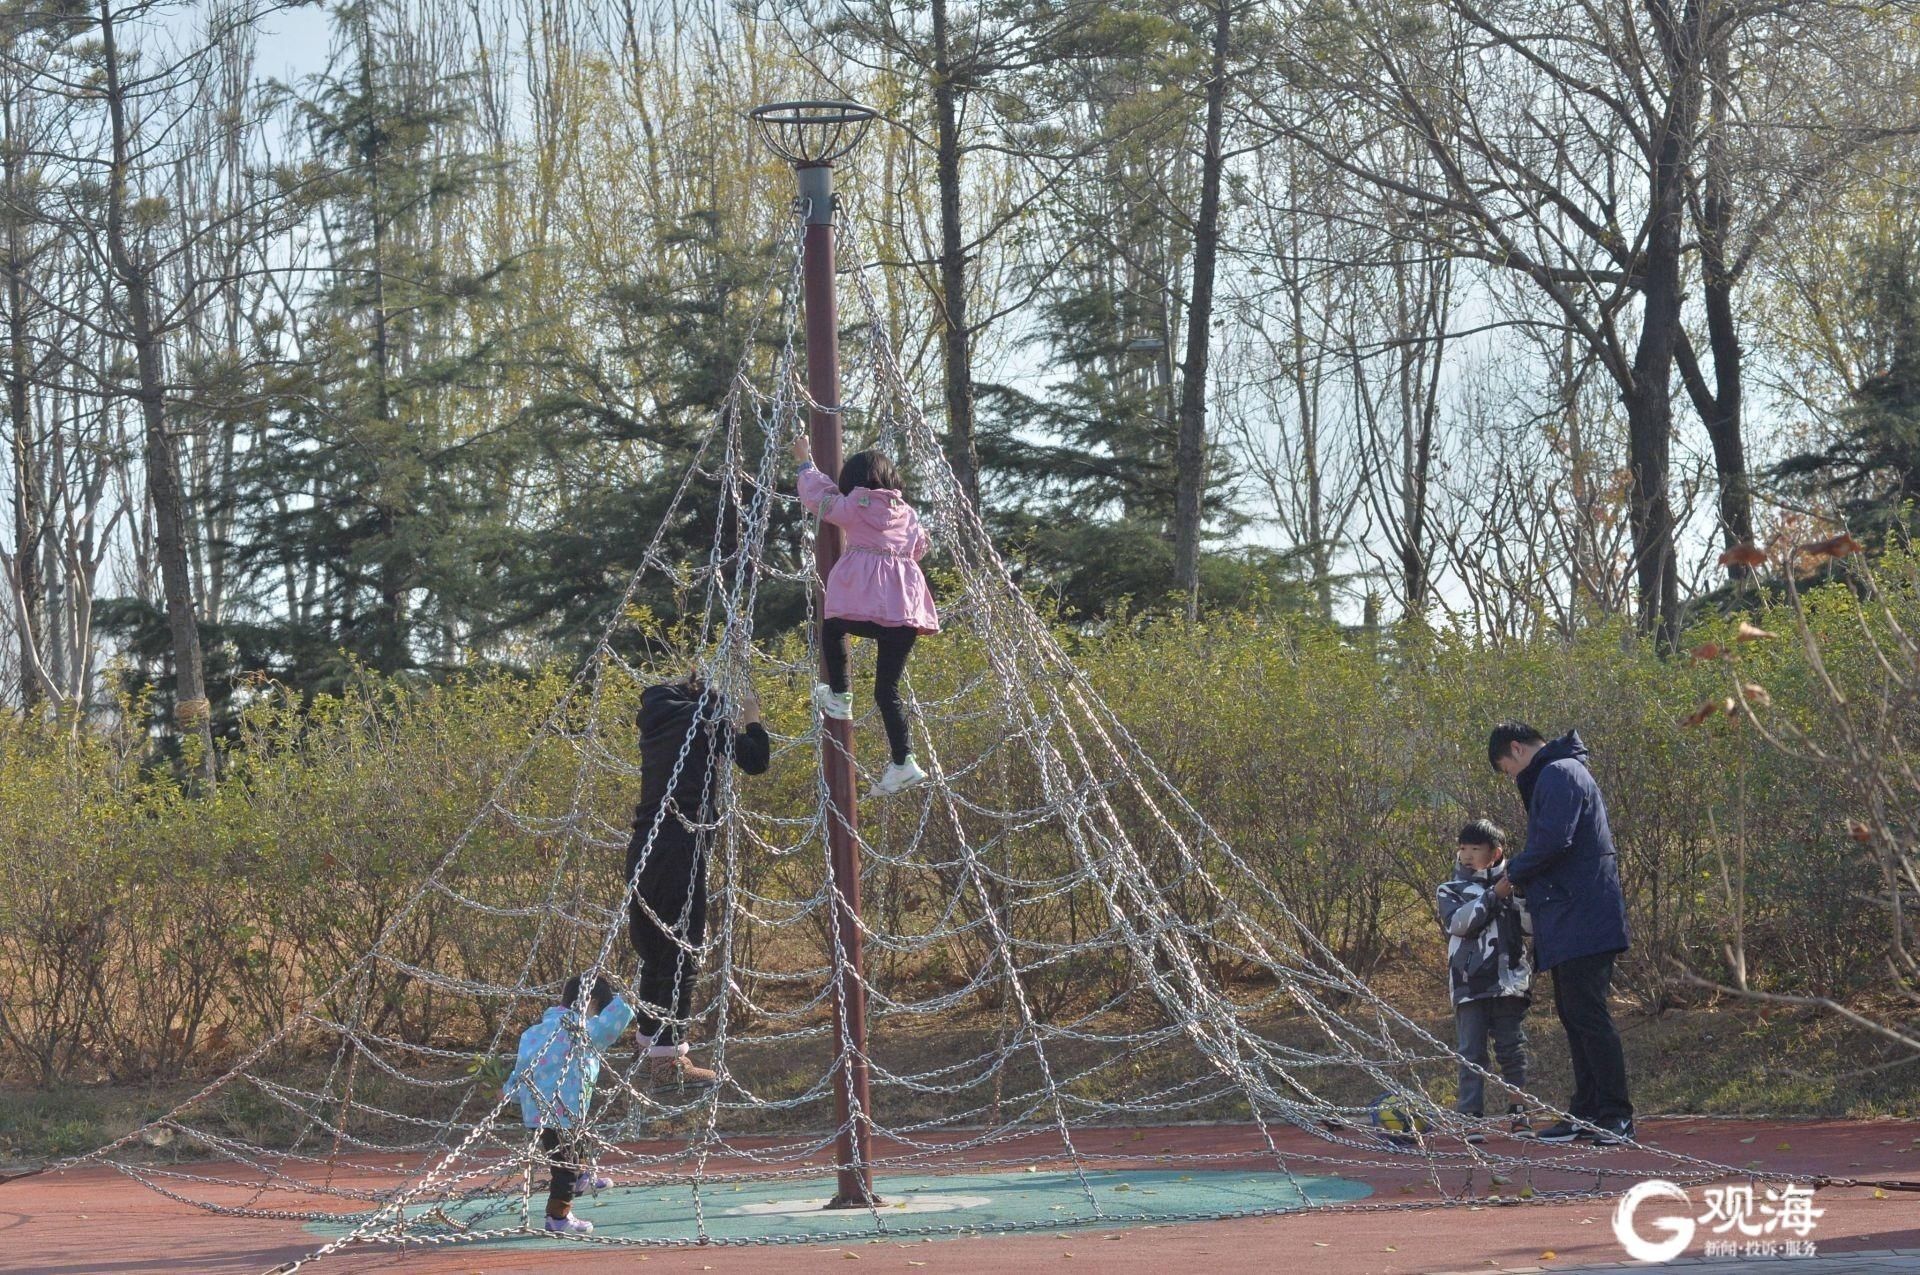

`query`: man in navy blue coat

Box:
[1488,722,1634,1144]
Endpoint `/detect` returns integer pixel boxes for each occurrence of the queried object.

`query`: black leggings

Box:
[626,826,705,1048]
[538,1127,582,1212]
[822,618,918,765]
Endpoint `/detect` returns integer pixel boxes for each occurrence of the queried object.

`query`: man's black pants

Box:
[1551,950,1633,1123]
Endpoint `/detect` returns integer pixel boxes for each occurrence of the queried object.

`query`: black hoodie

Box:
[633,682,771,831]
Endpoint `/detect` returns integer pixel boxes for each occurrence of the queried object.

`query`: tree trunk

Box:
[1624,0,1704,650]
[1696,38,1754,567]
[100,0,214,771]
[1173,0,1230,619]
[357,29,407,675]
[3,123,41,709]
[930,0,981,513]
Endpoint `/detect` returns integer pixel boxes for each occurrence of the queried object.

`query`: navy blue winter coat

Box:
[1506,732,1629,971]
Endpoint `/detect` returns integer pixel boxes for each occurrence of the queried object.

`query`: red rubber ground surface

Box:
[6,1120,1917,1275]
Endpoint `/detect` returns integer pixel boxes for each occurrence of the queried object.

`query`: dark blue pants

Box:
[1551,950,1633,1123]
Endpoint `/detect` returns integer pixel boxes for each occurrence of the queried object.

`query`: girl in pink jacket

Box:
[791,435,939,795]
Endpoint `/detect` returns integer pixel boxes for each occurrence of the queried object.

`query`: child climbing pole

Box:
[792,433,939,796]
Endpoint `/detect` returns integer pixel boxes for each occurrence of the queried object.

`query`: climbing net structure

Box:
[42,138,1819,1272]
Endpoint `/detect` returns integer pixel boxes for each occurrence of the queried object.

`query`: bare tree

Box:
[1243,4,1694,639]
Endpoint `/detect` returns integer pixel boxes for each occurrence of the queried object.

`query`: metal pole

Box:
[797,160,878,1210]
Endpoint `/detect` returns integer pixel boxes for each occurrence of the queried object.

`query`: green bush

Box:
[0,591,1904,1087]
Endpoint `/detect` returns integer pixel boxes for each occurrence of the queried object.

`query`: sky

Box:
[250,1,334,84]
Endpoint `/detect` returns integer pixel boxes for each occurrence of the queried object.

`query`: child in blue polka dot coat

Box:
[505,972,635,1232]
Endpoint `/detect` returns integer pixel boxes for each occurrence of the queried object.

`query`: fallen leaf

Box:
[1313,1241,1329,1247]
[1719,543,1767,569]
[1541,1251,1557,1261]
[1690,642,1725,661]
[1384,1245,1398,1252]
[1875,1189,1888,1199]
[844,1254,861,1262]
[1518,1185,1537,1199]
[1778,1141,1792,1150]
[1740,1136,1756,1144]
[1802,532,1865,559]
[1737,621,1777,642]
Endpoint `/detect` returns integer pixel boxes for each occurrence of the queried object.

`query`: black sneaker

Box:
[1533,1119,1580,1142]
[1580,1118,1635,1147]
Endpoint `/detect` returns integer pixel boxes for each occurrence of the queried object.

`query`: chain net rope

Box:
[34,198,1829,1269]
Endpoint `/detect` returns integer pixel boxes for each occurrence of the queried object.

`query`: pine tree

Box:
[496,206,803,651]
[226,0,516,689]
[1775,230,1920,538]
[981,1,1306,620]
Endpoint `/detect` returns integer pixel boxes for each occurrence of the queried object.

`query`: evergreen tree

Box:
[1775,227,1920,539]
[496,207,805,652]
[224,0,517,689]
[981,1,1308,620]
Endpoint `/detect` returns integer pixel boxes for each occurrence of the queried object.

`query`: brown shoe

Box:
[649,1054,718,1089]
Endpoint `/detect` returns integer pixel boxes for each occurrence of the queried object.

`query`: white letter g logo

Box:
[1613,1179,1696,1263]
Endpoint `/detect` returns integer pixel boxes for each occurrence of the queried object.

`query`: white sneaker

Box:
[812,682,853,721]
[581,1171,612,1194]
[870,756,928,796]
[544,1213,593,1233]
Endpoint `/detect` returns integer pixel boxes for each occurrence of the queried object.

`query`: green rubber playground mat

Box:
[305,1167,1373,1246]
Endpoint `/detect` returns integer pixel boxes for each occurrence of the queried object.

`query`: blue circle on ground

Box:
[306,1167,1372,1246]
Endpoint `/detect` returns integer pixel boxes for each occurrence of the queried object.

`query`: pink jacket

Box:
[798,464,940,634]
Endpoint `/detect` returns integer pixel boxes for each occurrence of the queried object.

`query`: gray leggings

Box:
[1454,994,1530,1116]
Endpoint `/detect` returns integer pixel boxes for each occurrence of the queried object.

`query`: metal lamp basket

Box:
[749,100,876,166]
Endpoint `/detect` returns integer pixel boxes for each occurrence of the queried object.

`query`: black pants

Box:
[1453,995,1529,1116]
[627,820,705,1048]
[1551,950,1633,1123]
[822,617,918,765]
[538,1127,581,1213]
